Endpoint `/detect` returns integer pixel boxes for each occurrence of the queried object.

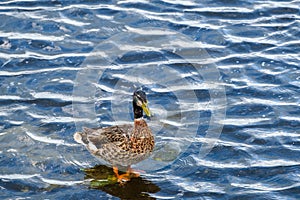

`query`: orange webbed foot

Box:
[113,166,131,184]
[127,166,144,178]
[113,166,142,184]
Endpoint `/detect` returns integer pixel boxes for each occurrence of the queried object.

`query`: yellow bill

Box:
[141,103,151,117]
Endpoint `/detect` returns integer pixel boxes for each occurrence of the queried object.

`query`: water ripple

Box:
[0,0,299,199]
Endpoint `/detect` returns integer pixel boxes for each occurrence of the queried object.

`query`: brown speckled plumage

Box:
[75,119,154,167]
[74,90,154,183]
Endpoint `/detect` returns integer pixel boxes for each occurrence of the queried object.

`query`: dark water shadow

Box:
[83,165,160,200]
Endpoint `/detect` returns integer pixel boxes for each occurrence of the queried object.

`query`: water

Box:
[0,0,299,199]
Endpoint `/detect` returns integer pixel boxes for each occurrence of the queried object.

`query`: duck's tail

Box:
[73,127,94,145]
[73,132,85,145]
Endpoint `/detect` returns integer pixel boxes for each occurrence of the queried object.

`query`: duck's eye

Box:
[134,96,143,106]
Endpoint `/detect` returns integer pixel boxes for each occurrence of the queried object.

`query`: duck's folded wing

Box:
[84,124,133,149]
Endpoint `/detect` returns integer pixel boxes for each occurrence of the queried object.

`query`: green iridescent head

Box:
[133,90,151,118]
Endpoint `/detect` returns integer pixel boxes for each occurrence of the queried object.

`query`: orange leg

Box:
[113,166,131,183]
[112,166,141,183]
[127,166,142,178]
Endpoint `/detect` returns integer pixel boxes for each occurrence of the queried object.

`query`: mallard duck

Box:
[74,89,154,183]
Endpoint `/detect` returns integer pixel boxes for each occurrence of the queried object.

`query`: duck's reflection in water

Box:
[83,165,160,199]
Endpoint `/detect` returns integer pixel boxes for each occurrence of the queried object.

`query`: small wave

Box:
[40,177,84,186]
[0,173,84,186]
[219,117,272,126]
[231,178,300,192]
[237,97,299,106]
[0,173,40,180]
[0,67,80,76]
[25,131,78,147]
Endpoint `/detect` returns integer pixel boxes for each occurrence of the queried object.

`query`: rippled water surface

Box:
[1,0,300,199]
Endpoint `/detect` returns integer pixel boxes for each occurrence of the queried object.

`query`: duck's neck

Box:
[133,101,143,119]
[134,117,147,127]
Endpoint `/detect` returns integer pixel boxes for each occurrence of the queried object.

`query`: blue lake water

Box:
[0,0,300,199]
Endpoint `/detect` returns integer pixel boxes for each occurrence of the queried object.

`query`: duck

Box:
[74,89,154,183]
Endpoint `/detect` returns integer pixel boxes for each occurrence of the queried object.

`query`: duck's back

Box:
[74,122,154,166]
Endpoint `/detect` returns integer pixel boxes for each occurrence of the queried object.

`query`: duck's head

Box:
[133,90,151,118]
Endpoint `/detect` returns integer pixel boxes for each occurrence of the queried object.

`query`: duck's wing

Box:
[74,125,133,150]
